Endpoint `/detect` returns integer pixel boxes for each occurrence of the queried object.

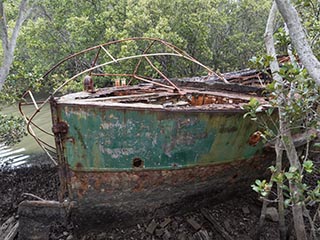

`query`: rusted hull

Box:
[69,152,274,230]
[71,152,274,204]
[50,91,276,228]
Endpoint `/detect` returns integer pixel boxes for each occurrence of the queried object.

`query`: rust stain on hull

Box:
[69,151,276,231]
[52,83,275,226]
[70,151,274,206]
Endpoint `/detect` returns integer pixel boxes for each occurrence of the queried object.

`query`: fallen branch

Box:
[201,208,233,240]
[22,193,45,201]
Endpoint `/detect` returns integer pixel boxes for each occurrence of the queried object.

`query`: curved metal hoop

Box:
[19,37,223,164]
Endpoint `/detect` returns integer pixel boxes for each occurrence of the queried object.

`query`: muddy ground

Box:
[0,156,319,240]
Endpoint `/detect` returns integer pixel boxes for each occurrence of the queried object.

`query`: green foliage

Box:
[247,62,320,212]
[242,98,263,121]
[273,64,320,130]
[247,2,320,212]
[249,55,275,71]
[253,159,320,207]
[4,0,272,96]
[295,0,320,58]
[274,27,291,55]
[247,54,320,133]
[303,160,314,173]
[0,0,272,147]
[0,114,27,146]
[0,60,42,104]
[242,96,277,141]
[251,179,273,197]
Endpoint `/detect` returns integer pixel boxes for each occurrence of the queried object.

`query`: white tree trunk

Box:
[0,0,33,91]
[265,2,307,240]
[275,0,320,86]
[264,2,281,82]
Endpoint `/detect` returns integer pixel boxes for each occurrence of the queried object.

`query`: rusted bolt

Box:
[248,131,262,146]
[52,121,69,135]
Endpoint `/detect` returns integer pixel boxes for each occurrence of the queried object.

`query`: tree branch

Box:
[9,0,32,57]
[0,0,9,55]
[265,2,307,239]
[0,0,34,90]
[275,0,320,86]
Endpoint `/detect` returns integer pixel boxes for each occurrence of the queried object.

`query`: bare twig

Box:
[22,193,45,201]
[303,206,317,240]
[255,198,269,240]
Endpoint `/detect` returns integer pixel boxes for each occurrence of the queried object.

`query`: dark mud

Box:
[1,155,319,240]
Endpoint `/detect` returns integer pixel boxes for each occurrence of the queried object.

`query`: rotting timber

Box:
[18,38,276,239]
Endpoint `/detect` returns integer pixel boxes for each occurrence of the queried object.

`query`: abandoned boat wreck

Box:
[18,38,276,238]
[52,80,274,219]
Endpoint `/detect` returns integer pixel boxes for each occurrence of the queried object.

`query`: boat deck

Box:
[57,83,269,111]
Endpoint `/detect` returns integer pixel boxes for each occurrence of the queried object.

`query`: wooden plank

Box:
[187,218,201,231]
[0,216,18,240]
[201,208,234,240]
[4,222,19,240]
[146,219,158,234]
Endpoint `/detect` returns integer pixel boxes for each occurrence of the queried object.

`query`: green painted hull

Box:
[50,85,275,229]
[59,106,263,171]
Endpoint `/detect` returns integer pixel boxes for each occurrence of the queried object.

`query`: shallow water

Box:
[0,144,30,168]
[0,103,54,168]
